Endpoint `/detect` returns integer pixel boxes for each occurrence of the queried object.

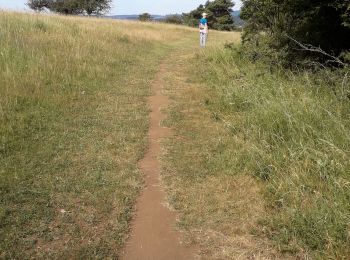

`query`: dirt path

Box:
[121,62,195,260]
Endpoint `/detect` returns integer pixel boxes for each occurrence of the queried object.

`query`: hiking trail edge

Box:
[121,61,196,260]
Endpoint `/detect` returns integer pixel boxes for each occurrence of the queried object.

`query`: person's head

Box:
[202,13,207,18]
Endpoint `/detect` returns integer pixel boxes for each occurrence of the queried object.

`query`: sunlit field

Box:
[163,44,350,258]
[1,9,346,260]
[0,12,197,258]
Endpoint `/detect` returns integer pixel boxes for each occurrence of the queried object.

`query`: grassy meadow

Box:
[163,43,350,258]
[0,12,196,258]
[1,10,349,260]
[198,47,350,258]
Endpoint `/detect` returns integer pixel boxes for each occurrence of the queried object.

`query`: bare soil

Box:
[121,63,196,260]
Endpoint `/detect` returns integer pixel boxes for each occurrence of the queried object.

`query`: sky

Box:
[0,0,242,15]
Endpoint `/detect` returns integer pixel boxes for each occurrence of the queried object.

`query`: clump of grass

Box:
[190,45,350,258]
[0,11,194,258]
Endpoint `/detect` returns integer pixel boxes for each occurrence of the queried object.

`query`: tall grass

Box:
[192,46,350,258]
[0,12,194,258]
[2,10,348,259]
[162,39,281,259]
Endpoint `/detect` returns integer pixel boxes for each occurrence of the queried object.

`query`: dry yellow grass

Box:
[163,29,350,258]
[1,10,274,259]
[0,11,201,259]
[158,37,286,259]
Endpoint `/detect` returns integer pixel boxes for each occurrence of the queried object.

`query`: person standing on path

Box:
[199,13,208,48]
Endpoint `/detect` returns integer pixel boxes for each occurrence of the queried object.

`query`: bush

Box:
[138,13,152,22]
[183,0,235,31]
[164,15,183,25]
[241,0,350,65]
[28,0,111,15]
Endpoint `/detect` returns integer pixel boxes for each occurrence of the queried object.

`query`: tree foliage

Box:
[27,0,111,15]
[138,13,152,22]
[27,0,48,11]
[164,14,183,25]
[183,4,205,27]
[241,0,350,64]
[206,0,235,31]
[183,0,235,31]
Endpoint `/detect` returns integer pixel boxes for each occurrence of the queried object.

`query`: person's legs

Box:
[200,32,207,47]
[203,33,207,47]
[200,32,204,47]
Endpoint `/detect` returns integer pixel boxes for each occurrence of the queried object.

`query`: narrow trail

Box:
[121,61,195,260]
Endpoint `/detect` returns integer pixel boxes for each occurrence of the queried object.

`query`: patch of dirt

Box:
[120,63,196,260]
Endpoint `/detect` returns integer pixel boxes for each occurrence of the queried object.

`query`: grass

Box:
[162,39,281,259]
[0,12,196,258]
[2,10,348,260]
[162,40,350,259]
[197,47,350,258]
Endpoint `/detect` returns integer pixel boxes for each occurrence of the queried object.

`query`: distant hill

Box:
[107,15,165,21]
[231,11,245,27]
[107,11,245,27]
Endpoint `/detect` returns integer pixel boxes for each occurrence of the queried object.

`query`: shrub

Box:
[138,13,152,22]
[164,15,183,25]
[241,0,350,65]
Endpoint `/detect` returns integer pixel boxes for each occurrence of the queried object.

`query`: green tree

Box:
[164,14,183,25]
[27,0,48,11]
[138,13,152,22]
[206,0,235,31]
[83,0,111,15]
[241,0,350,64]
[332,0,350,29]
[51,0,82,15]
[183,0,235,31]
[182,4,205,27]
[27,0,111,15]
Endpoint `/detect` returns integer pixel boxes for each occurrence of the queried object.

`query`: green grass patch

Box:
[162,40,279,259]
[0,12,190,258]
[188,45,350,258]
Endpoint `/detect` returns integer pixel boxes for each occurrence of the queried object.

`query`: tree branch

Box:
[286,34,346,67]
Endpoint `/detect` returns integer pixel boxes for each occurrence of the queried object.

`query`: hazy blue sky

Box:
[0,0,242,15]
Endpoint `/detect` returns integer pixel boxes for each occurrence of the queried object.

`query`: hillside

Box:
[107,11,245,27]
[232,10,245,27]
[107,14,166,21]
[1,11,349,260]
[0,12,201,258]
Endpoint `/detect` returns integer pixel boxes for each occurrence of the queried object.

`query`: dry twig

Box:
[286,35,346,67]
